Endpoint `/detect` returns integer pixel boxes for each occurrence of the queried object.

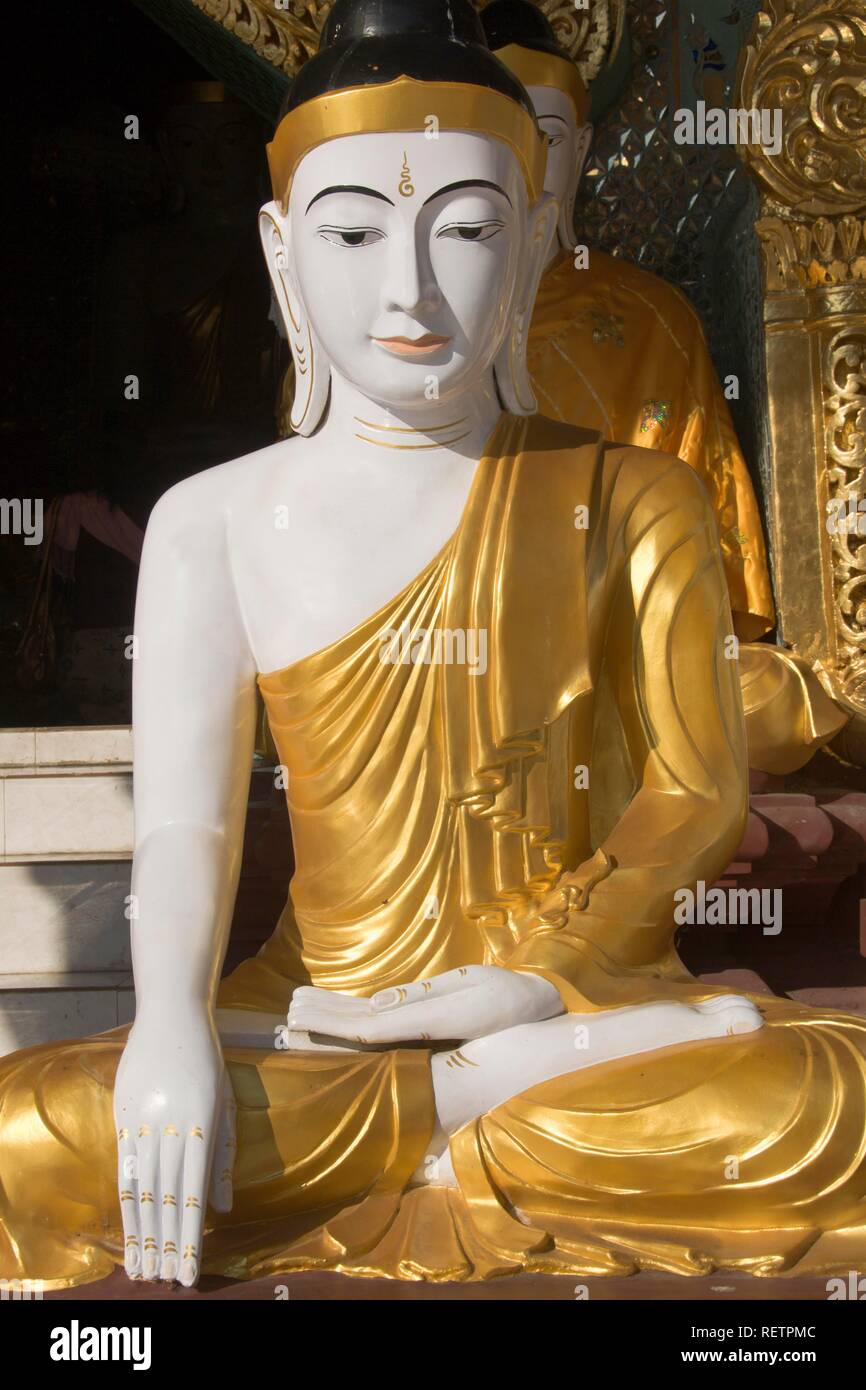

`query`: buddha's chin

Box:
[345,355,478,407]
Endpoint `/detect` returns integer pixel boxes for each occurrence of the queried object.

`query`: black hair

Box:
[481,0,564,58]
[278,0,536,125]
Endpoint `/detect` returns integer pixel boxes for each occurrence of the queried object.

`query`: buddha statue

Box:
[481,0,849,775]
[2,0,866,1294]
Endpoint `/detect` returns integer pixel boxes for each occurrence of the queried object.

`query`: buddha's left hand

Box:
[285,965,564,1044]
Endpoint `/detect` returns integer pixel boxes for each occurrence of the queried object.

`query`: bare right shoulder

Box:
[142,435,307,560]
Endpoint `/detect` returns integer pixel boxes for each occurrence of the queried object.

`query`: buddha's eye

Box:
[546,136,565,149]
[437,221,505,243]
[317,227,385,249]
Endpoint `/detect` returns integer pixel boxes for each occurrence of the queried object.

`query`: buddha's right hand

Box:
[113,1014,236,1287]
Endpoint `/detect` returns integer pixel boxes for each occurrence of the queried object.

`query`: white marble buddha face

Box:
[525,85,592,256]
[265,128,550,421]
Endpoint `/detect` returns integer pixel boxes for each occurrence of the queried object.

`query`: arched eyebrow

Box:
[421,179,513,209]
[537,114,568,126]
[306,185,395,213]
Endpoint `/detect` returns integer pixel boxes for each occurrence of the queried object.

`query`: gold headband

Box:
[494,44,589,125]
[267,75,547,211]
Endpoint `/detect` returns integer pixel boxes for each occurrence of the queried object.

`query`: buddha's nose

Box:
[382,238,441,317]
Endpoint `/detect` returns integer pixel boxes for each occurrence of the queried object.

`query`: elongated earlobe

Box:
[258,204,330,436]
[494,193,559,415]
[559,124,593,252]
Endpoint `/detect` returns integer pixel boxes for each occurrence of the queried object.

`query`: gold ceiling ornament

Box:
[189,0,328,75]
[736,0,866,761]
[189,0,625,84]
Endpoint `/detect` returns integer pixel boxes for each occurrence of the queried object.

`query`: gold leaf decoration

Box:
[824,329,866,695]
[737,0,866,216]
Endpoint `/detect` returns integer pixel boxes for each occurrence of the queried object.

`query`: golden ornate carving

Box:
[189,0,327,74]
[534,0,626,84]
[756,210,866,289]
[189,0,626,83]
[737,0,866,758]
[825,328,866,698]
[738,0,866,216]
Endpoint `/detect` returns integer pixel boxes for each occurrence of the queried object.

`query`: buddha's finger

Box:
[372,967,486,1011]
[135,1126,160,1280]
[358,986,517,1043]
[208,1076,236,1214]
[179,1127,209,1288]
[362,998,463,1042]
[117,1128,141,1278]
[159,1123,184,1281]
[293,972,489,1026]
[284,1027,369,1054]
[290,997,451,1044]
[287,999,374,1031]
[289,987,371,1015]
[291,981,507,1040]
[371,980,445,1011]
[285,1000,385,1040]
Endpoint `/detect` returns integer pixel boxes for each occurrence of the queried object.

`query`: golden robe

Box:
[528,249,847,769]
[2,414,866,1288]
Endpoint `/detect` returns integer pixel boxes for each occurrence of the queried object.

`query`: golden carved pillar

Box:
[737,0,866,763]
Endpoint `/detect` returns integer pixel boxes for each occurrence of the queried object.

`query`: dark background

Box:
[0,0,281,725]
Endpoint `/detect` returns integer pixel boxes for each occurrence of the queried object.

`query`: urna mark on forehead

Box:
[267,74,547,218]
[289,130,528,220]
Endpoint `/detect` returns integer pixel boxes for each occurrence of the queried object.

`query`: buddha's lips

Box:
[373,334,451,357]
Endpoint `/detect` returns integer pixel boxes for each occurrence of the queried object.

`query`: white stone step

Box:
[0,980,134,1055]
[0,727,135,1056]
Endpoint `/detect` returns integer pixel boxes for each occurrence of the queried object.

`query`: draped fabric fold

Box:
[528,249,776,639]
[3,413,866,1288]
[527,249,849,769]
[739,643,849,775]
